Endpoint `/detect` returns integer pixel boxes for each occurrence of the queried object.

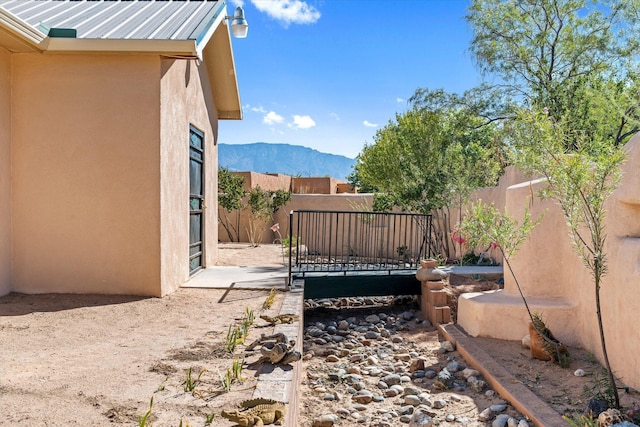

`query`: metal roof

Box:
[0,0,224,42]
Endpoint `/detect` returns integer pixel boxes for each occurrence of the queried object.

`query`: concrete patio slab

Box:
[182,266,289,290]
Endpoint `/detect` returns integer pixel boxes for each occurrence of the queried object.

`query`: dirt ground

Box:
[1,244,638,426]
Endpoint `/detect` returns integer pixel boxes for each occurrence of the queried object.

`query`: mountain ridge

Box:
[218,142,356,181]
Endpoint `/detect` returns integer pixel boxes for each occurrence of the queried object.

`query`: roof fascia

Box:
[42,38,197,56]
[0,7,46,50]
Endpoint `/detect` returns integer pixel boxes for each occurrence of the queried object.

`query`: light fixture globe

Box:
[230,6,248,38]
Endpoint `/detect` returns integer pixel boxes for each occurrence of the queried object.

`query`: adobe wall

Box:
[234,171,292,192]
[219,193,373,244]
[158,57,219,295]
[11,53,162,296]
[291,177,342,194]
[459,135,640,389]
[0,47,11,296]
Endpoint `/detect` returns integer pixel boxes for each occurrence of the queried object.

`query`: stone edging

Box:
[438,323,567,427]
[252,285,305,426]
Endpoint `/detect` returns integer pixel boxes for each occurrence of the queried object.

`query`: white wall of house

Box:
[0,47,11,296]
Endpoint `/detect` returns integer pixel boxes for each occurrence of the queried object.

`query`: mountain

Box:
[218,143,356,181]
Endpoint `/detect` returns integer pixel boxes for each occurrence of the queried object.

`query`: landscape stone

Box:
[312,414,339,427]
[491,403,507,412]
[492,414,511,427]
[404,395,421,406]
[479,407,495,421]
[409,409,434,427]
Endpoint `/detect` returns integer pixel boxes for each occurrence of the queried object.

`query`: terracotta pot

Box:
[528,322,554,361]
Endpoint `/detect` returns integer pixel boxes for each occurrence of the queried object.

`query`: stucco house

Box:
[0,0,243,297]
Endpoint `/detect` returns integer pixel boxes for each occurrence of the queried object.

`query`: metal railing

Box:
[288,209,433,283]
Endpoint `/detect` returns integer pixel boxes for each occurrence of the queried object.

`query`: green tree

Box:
[351,107,502,258]
[245,186,291,247]
[467,0,640,146]
[218,168,246,242]
[510,108,626,408]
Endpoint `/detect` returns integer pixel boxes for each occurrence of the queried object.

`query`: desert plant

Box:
[459,200,543,321]
[246,187,291,246]
[218,168,246,242]
[205,413,215,425]
[183,366,205,392]
[262,288,277,310]
[583,368,618,409]
[225,325,243,353]
[563,414,597,427]
[242,306,255,327]
[232,358,244,384]
[511,108,626,406]
[138,396,154,427]
[218,368,233,392]
[459,200,569,365]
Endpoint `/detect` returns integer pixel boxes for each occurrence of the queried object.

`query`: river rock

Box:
[479,407,495,421]
[382,373,402,386]
[312,414,339,427]
[404,395,421,406]
[462,368,480,378]
[492,414,511,427]
[409,409,434,427]
[491,403,508,412]
[440,341,455,352]
[366,314,381,323]
[416,266,449,282]
[353,389,374,404]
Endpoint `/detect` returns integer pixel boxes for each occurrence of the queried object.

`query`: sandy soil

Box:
[1,243,638,426]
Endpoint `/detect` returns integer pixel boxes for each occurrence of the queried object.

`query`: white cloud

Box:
[251,0,321,26]
[329,112,340,121]
[363,120,378,128]
[230,0,244,7]
[396,97,405,104]
[263,111,284,125]
[289,115,316,129]
[251,105,267,113]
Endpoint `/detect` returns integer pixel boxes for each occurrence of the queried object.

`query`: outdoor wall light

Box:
[227,6,248,38]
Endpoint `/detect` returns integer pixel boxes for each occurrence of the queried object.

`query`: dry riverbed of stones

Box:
[299,296,529,427]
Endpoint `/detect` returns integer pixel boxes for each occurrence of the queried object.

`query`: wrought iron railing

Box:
[288,210,433,283]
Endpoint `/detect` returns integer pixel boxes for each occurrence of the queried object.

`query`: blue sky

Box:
[220,0,480,158]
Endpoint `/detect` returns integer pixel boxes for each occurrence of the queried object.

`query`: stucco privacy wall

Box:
[11,54,162,296]
[219,193,374,244]
[0,47,10,296]
[458,134,640,389]
[159,57,218,295]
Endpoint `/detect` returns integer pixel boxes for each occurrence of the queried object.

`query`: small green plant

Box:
[232,358,244,383]
[138,396,154,427]
[178,419,190,427]
[583,368,617,408]
[205,413,215,425]
[563,414,597,427]
[225,324,243,353]
[218,368,233,392]
[280,235,298,247]
[262,287,277,310]
[242,306,255,328]
[183,366,205,392]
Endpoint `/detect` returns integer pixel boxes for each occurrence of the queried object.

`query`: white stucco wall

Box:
[0,47,11,296]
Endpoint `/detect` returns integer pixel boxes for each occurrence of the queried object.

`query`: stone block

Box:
[422,280,445,291]
[426,289,448,306]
